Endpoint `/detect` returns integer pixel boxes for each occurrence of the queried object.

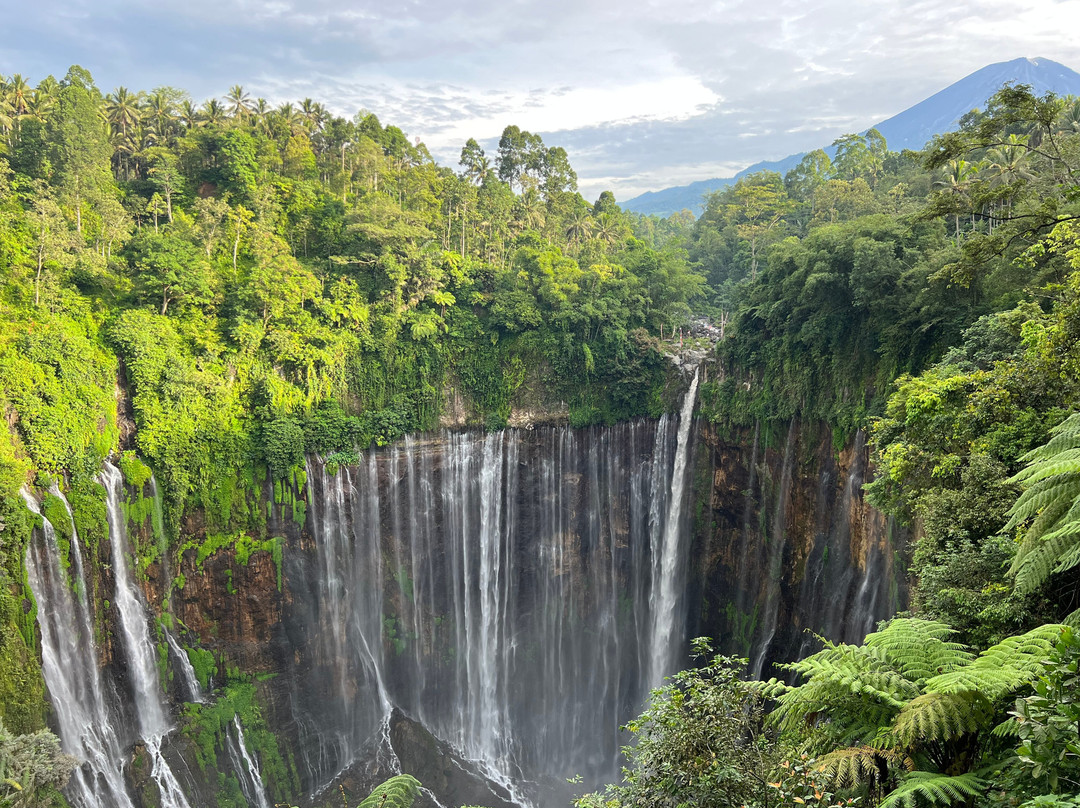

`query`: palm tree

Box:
[564,207,593,248]
[593,211,625,248]
[200,98,226,127]
[144,90,176,142]
[934,159,978,245]
[105,87,142,138]
[105,87,144,179]
[0,96,14,149]
[298,98,328,133]
[465,154,491,185]
[26,88,55,122]
[177,99,199,129]
[276,102,304,135]
[252,98,271,135]
[984,134,1033,229]
[1056,98,1080,135]
[5,74,31,116]
[225,84,252,120]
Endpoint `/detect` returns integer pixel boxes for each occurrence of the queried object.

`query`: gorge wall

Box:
[22,381,906,808]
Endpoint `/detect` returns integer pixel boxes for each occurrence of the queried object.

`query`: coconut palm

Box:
[251,98,271,134]
[144,90,176,143]
[564,206,593,248]
[300,97,325,130]
[276,102,304,135]
[200,98,227,127]
[179,99,201,129]
[105,87,142,139]
[5,74,31,116]
[934,159,978,245]
[225,84,252,119]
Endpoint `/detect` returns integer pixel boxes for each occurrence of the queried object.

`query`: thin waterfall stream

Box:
[22,488,136,808]
[100,462,192,808]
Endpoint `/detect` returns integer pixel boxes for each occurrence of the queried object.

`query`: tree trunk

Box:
[35,249,43,306]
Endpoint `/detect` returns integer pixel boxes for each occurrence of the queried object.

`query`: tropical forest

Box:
[0,55,1079,808]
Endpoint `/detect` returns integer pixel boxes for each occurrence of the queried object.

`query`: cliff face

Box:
[689,420,906,678]
[32,407,906,808]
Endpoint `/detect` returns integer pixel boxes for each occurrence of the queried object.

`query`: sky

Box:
[7,0,1080,201]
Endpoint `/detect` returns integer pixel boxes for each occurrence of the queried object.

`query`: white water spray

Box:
[648,368,701,689]
[100,462,192,808]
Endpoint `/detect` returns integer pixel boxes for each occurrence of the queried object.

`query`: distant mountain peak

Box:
[623,56,1080,218]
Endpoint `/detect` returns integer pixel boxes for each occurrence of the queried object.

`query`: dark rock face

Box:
[689,421,907,679]
[389,708,518,808]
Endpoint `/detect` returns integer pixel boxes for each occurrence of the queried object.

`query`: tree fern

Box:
[926,624,1063,700]
[863,619,973,684]
[775,619,1066,808]
[1007,412,1080,599]
[878,771,986,808]
[892,691,991,747]
[358,774,422,808]
[816,746,913,789]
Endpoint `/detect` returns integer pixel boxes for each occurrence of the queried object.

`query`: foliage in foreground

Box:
[0,718,75,808]
[765,618,1064,806]
[575,640,774,808]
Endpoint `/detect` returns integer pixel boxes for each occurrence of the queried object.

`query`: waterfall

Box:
[22,489,135,808]
[227,716,271,808]
[165,631,203,703]
[293,415,698,800]
[750,419,798,680]
[100,462,193,808]
[647,368,700,689]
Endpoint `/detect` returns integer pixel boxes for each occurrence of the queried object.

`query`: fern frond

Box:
[1016,413,1080,465]
[991,715,1021,738]
[816,746,913,789]
[1004,474,1080,533]
[784,644,916,707]
[1009,449,1080,485]
[878,771,986,808]
[892,691,991,747]
[754,677,790,699]
[1050,528,1080,574]
[926,624,1064,700]
[1014,526,1080,594]
[863,619,973,682]
[359,775,422,808]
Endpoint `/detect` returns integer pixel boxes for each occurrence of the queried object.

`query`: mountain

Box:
[623,56,1080,218]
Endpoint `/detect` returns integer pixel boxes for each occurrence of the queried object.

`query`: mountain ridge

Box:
[623,56,1080,217]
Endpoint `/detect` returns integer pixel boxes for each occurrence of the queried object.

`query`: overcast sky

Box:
[8,0,1080,200]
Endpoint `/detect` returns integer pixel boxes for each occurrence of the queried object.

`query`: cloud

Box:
[8,0,1080,200]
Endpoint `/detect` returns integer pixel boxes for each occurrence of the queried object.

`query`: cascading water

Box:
[227,716,271,808]
[22,489,135,808]
[648,367,700,688]
[750,419,798,680]
[165,631,203,703]
[100,462,192,808]
[292,399,702,802]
